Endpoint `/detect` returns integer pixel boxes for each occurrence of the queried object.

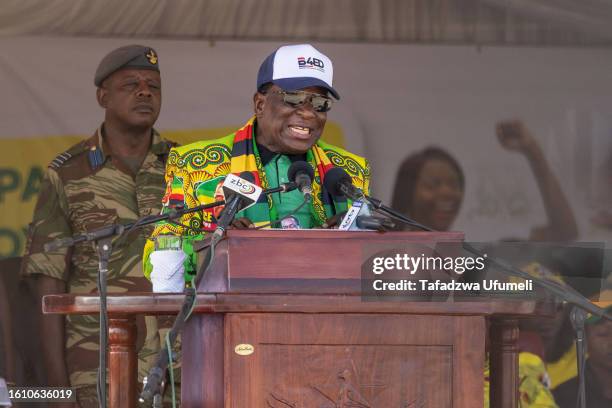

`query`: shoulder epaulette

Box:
[48,152,72,169]
[48,142,89,170]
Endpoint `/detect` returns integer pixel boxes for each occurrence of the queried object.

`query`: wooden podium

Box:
[44,230,551,408]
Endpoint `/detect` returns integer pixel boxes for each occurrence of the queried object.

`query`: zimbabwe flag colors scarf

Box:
[230,117,347,227]
[144,116,371,278]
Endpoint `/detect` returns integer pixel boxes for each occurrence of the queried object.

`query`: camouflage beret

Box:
[94,45,160,87]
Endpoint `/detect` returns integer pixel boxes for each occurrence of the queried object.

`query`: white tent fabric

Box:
[482,0,612,40]
[1,0,611,45]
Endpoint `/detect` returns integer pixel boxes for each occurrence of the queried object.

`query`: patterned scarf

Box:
[143,117,360,280]
[230,117,348,227]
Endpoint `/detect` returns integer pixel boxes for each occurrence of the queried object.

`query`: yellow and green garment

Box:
[143,117,370,280]
[484,352,558,408]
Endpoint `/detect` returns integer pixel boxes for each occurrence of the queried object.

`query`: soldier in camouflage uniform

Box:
[20,45,175,407]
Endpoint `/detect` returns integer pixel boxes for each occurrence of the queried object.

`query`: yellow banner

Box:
[0,123,345,258]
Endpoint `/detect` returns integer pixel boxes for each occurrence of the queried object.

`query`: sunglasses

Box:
[271,90,333,113]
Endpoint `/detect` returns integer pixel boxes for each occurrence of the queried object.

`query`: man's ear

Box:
[253,92,266,117]
[96,87,108,109]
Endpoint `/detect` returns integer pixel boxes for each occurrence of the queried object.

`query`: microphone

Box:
[287,161,314,200]
[44,237,76,252]
[323,167,370,231]
[322,167,433,232]
[338,199,372,230]
[356,215,396,231]
[323,167,365,201]
[262,182,297,195]
[43,224,123,251]
[212,173,262,241]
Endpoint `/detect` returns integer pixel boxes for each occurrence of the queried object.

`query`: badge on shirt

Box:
[281,216,301,230]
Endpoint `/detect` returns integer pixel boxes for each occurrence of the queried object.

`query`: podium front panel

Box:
[223,313,484,408]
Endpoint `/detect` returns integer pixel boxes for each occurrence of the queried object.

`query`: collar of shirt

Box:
[256,141,307,166]
[86,124,169,176]
[92,125,169,159]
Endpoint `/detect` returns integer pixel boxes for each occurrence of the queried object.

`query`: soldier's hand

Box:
[495,119,538,155]
[231,217,255,229]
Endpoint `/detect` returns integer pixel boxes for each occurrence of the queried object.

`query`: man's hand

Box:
[495,119,539,156]
[321,211,347,229]
[231,217,255,229]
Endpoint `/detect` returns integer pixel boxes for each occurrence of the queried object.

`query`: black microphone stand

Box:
[96,237,111,408]
[364,193,611,408]
[366,196,432,232]
[44,200,226,408]
[570,306,588,408]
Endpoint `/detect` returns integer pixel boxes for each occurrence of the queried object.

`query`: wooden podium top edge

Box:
[43,292,551,317]
[225,229,465,240]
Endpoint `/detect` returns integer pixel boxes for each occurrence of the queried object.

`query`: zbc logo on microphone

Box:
[223,174,263,202]
[231,178,256,195]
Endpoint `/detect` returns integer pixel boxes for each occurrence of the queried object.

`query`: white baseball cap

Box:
[256,44,340,99]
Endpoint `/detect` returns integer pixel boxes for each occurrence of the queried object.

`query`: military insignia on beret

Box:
[146,49,158,65]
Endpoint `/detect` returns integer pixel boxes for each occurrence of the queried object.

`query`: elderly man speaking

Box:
[144,44,370,285]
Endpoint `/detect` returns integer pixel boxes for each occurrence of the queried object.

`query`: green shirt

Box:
[264,154,313,229]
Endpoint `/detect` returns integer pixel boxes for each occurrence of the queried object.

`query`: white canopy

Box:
[1,0,611,46]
